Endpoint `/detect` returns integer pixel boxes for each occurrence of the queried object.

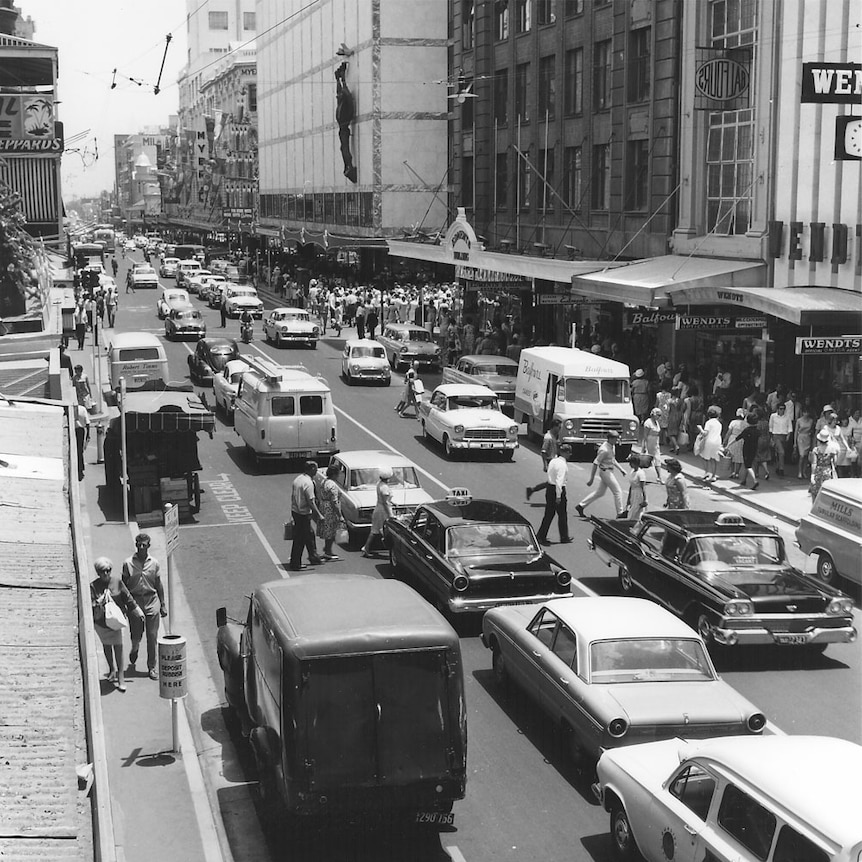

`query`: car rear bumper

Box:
[713,622,857,646]
[252,446,339,460]
[449,590,569,614]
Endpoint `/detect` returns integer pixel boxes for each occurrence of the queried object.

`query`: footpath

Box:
[71,273,814,862]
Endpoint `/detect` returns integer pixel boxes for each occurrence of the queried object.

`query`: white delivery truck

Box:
[514,346,639,453]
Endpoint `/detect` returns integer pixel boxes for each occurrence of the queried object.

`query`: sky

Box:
[21,0,189,200]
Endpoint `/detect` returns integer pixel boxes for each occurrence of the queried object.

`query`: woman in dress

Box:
[666,387,684,454]
[835,415,857,478]
[317,463,343,561]
[809,429,837,500]
[724,408,747,480]
[72,364,92,409]
[626,453,648,521]
[686,385,705,448]
[362,465,395,557]
[664,458,690,509]
[697,405,724,481]
[754,408,772,481]
[642,408,663,482]
[733,413,761,489]
[795,406,814,480]
[90,556,143,693]
[654,384,672,447]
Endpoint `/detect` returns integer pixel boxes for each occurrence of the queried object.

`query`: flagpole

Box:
[516,115,521,250]
[542,109,549,240]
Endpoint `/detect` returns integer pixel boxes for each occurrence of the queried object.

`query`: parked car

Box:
[483,596,766,769]
[593,734,862,862]
[418,383,520,459]
[588,510,857,654]
[212,358,251,417]
[130,265,159,290]
[187,337,239,385]
[159,257,180,278]
[442,355,519,416]
[157,287,190,319]
[330,450,434,541]
[262,307,319,347]
[341,338,391,385]
[165,305,206,341]
[377,323,442,371]
[796,477,862,587]
[215,575,466,825]
[184,269,213,295]
[224,285,264,318]
[384,490,572,614]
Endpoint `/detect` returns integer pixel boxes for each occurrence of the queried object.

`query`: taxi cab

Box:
[593,734,862,862]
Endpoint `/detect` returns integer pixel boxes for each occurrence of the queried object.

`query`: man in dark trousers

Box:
[122,533,167,679]
[366,307,379,340]
[536,443,572,546]
[289,462,324,571]
[220,295,227,328]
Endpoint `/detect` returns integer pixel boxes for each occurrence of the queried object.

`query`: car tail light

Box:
[556,570,572,586]
[607,718,628,738]
[453,575,469,592]
[747,712,766,733]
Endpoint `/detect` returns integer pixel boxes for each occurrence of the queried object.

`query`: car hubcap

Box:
[818,555,834,583]
[619,567,633,592]
[697,614,712,642]
[613,811,630,850]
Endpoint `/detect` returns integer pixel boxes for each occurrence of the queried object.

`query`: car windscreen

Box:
[406,329,432,342]
[475,364,517,377]
[681,535,784,571]
[600,379,631,404]
[563,378,600,403]
[177,311,201,320]
[589,638,715,683]
[348,466,420,490]
[448,395,499,410]
[351,346,385,358]
[230,290,256,298]
[446,523,538,556]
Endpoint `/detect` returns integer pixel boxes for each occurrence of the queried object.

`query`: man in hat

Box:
[631,368,651,441]
[576,431,628,518]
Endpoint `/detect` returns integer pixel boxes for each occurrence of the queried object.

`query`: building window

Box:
[593,39,612,110]
[461,76,474,130]
[514,62,529,123]
[537,0,556,25]
[247,83,257,113]
[243,11,255,30]
[209,10,228,30]
[515,0,531,33]
[563,145,582,208]
[495,0,509,41]
[462,156,474,209]
[494,69,509,126]
[538,56,556,120]
[463,0,475,49]
[591,144,610,210]
[563,0,584,15]
[628,27,650,102]
[496,152,509,208]
[626,139,649,210]
[518,154,532,211]
[705,0,756,235]
[564,47,583,115]
[539,147,555,212]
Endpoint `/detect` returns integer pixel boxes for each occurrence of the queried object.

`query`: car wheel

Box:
[610,803,639,861]
[491,644,508,688]
[694,610,715,645]
[250,729,281,826]
[389,547,400,574]
[618,565,634,594]
[165,328,172,340]
[275,332,282,348]
[816,552,837,585]
[500,449,514,461]
[444,436,455,459]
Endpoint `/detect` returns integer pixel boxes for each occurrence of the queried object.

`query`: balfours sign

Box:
[694,48,751,110]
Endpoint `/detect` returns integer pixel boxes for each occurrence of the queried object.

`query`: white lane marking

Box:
[445,847,468,862]
[251,520,289,575]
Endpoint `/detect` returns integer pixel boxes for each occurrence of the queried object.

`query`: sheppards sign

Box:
[694,48,751,111]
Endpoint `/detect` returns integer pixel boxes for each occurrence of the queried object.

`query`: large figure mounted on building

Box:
[335,61,357,184]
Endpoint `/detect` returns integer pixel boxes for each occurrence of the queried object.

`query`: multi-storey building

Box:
[113,128,176,234]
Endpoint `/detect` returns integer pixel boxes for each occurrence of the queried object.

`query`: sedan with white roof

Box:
[262,307,320,348]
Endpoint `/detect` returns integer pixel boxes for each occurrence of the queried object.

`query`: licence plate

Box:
[774,633,809,645]
[479,442,495,449]
[292,451,311,459]
[415,812,454,826]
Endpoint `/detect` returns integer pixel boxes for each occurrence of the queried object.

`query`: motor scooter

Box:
[240,320,253,343]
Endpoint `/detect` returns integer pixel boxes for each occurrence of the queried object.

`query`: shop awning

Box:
[572,255,767,306]
[666,285,862,326]
[115,392,215,434]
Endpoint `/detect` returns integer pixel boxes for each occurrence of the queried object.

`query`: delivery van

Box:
[796,478,862,587]
[514,346,639,452]
[233,355,338,464]
[216,575,467,824]
[107,332,170,391]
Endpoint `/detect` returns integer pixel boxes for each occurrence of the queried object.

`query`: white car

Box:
[262,307,319,348]
[160,257,180,278]
[212,358,251,417]
[130,265,159,289]
[157,288,190,319]
[185,269,213,295]
[196,274,226,303]
[329,449,434,540]
[341,339,391,385]
[418,383,520,460]
[224,285,264,318]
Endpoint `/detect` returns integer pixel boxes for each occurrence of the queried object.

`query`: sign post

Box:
[163,503,179,635]
[161,504,182,754]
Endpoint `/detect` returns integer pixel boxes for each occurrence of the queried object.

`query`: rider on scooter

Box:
[239,308,254,342]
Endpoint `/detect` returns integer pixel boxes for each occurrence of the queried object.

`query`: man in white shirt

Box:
[768,403,793,476]
[536,444,572,546]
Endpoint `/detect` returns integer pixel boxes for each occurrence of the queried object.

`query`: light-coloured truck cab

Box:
[514,346,639,453]
[233,355,338,464]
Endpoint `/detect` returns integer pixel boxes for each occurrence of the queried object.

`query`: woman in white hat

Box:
[809,429,837,500]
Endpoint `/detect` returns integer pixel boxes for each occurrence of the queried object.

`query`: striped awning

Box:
[0,156,58,224]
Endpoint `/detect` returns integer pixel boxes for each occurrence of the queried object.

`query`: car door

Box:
[502,608,558,701]
[396,509,436,594]
[424,390,448,441]
[190,341,206,379]
[632,523,670,600]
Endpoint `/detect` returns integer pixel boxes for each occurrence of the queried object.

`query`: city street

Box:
[80,255,862,862]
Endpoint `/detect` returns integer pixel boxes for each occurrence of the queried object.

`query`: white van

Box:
[107,332,169,391]
[234,357,338,464]
[514,346,639,450]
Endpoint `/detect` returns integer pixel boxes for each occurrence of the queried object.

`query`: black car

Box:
[384,491,572,615]
[589,510,857,653]
[187,337,239,385]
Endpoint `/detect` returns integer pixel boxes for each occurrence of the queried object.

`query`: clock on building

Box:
[835,116,862,160]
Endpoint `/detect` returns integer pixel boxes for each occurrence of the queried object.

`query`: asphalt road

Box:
[94,255,861,862]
